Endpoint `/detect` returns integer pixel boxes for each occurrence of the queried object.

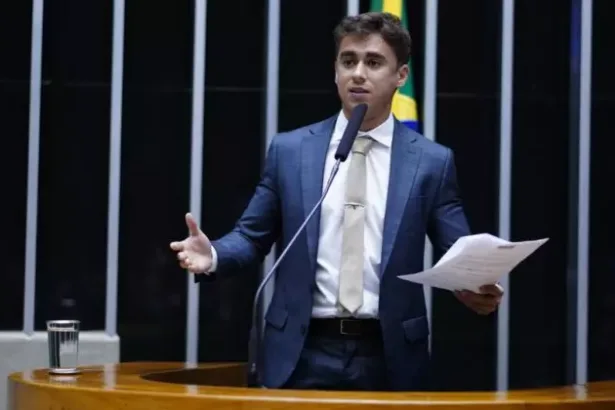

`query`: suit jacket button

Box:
[300,325,307,335]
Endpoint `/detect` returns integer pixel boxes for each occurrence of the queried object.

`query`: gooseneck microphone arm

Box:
[246,103,367,387]
[246,160,342,387]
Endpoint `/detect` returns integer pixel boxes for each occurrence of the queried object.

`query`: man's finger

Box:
[472,294,499,308]
[185,213,200,236]
[464,293,499,309]
[466,300,494,314]
[170,241,184,251]
[454,290,466,303]
[177,251,188,261]
[479,284,503,296]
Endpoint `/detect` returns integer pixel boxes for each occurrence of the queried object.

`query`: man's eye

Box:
[367,60,381,68]
[342,59,355,67]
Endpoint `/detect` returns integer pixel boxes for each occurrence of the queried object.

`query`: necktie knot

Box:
[352,136,374,155]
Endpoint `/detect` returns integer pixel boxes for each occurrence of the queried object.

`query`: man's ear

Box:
[334,59,339,84]
[397,64,409,88]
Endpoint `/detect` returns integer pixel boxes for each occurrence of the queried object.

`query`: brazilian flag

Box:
[371,0,418,130]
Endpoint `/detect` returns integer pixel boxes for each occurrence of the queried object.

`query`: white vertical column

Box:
[186,0,208,365]
[422,0,439,348]
[575,0,592,385]
[105,0,125,338]
[261,0,281,320]
[23,0,45,335]
[497,0,514,392]
[346,0,360,15]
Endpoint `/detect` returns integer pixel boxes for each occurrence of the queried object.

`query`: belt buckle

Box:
[339,319,359,336]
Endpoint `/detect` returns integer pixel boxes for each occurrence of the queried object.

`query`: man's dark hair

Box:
[333,12,412,67]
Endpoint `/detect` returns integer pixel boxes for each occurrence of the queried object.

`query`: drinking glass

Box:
[46,320,80,375]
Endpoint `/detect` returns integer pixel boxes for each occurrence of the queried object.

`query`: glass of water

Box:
[47,320,80,375]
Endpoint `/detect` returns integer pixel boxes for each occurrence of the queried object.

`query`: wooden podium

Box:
[8,362,615,409]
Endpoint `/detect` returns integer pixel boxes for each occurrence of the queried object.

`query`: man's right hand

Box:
[170,213,212,274]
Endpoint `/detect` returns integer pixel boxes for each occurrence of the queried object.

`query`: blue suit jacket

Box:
[201,114,471,390]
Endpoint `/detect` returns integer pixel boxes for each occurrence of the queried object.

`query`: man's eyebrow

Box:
[339,50,357,58]
[365,51,386,60]
[338,50,387,60]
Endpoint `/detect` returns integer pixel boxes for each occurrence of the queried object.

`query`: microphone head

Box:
[334,103,368,161]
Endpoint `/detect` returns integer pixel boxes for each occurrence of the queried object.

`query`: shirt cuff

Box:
[208,245,218,273]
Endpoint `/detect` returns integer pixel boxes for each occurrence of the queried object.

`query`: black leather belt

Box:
[309,318,381,339]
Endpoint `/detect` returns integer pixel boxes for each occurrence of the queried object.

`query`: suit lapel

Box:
[301,116,336,273]
[380,120,421,276]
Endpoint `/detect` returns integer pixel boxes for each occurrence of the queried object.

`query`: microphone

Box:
[246,103,367,387]
[334,103,368,161]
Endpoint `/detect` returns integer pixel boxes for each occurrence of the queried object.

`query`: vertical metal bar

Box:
[567,0,581,385]
[186,0,208,365]
[567,0,592,386]
[422,0,439,349]
[576,0,592,385]
[346,0,360,15]
[261,0,280,320]
[496,0,514,392]
[105,0,125,338]
[23,0,45,335]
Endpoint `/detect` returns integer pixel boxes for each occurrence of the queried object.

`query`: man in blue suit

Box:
[170,12,502,391]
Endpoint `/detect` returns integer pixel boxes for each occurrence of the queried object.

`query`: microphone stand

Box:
[246,159,343,387]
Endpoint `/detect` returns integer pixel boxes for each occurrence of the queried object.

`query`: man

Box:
[170,12,502,391]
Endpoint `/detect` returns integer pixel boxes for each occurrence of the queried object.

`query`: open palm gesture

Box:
[170,213,212,274]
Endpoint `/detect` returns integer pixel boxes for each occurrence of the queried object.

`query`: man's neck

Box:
[360,113,390,132]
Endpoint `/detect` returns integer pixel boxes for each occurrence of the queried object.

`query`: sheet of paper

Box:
[398,233,549,293]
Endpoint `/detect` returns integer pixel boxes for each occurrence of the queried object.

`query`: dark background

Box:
[1,0,612,390]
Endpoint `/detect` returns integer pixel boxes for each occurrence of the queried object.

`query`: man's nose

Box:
[351,63,367,81]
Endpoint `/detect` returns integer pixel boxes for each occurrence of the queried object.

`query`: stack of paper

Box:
[398,233,549,293]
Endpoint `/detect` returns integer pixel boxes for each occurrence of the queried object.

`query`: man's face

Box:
[335,33,408,120]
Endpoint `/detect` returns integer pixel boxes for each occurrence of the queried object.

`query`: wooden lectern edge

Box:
[7,361,615,409]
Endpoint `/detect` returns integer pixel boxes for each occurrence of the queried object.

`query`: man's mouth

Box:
[349,87,369,94]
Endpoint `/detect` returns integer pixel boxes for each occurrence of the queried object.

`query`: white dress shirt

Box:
[311,111,393,319]
[208,111,393,319]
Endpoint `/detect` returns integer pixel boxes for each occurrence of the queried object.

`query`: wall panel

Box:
[508,0,571,389]
[430,0,501,391]
[0,2,33,330]
[117,2,193,361]
[34,1,112,331]
[588,0,615,383]
[197,0,266,362]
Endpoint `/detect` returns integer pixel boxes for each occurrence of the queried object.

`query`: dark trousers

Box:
[282,333,389,391]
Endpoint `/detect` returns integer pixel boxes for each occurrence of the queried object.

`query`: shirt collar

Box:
[332,110,394,148]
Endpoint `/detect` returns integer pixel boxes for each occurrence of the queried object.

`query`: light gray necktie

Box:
[338,136,374,315]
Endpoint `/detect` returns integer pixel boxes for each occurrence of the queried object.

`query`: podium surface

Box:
[8,361,615,409]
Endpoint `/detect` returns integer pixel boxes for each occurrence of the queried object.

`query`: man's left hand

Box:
[454,284,503,315]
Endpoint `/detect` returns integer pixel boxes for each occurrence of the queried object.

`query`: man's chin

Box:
[342,99,371,113]
[347,91,371,103]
